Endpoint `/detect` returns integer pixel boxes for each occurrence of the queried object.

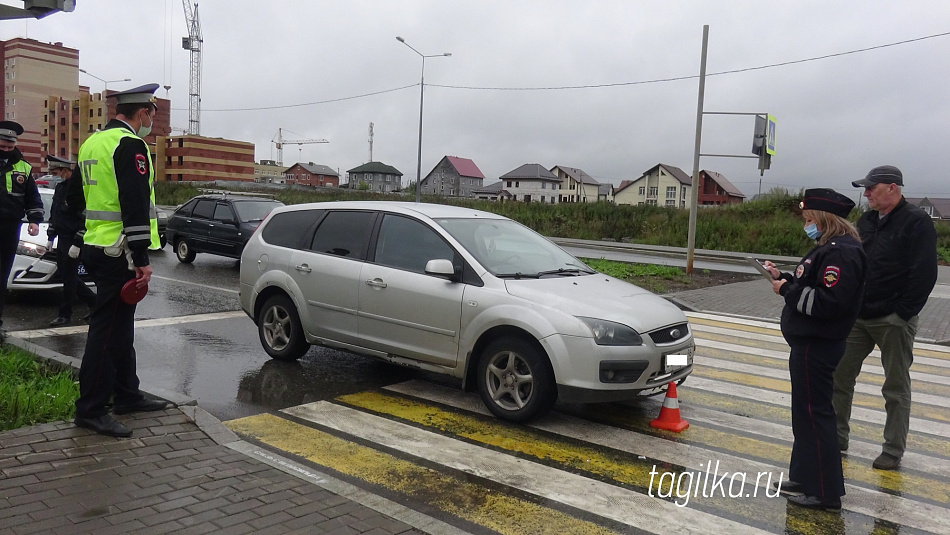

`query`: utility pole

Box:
[686,25,709,276]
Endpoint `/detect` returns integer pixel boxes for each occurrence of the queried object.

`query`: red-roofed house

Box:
[697,170,746,205]
[420,156,486,198]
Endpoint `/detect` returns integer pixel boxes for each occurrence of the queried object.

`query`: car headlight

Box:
[16,241,47,258]
[578,317,643,346]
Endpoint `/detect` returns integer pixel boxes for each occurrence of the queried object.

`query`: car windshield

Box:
[233,200,284,222]
[436,217,594,278]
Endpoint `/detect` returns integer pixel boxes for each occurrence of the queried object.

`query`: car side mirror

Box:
[425,258,459,281]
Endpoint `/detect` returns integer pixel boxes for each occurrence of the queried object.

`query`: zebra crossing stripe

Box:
[380,380,950,533]
[283,401,775,535]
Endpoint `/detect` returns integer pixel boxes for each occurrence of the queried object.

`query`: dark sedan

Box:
[166,194,284,263]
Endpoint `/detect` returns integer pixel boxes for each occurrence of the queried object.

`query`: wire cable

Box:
[191,31,950,112]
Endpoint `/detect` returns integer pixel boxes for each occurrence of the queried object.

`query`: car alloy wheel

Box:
[477,337,556,422]
[257,294,309,361]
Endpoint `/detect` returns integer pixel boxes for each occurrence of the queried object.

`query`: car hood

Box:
[504,274,687,333]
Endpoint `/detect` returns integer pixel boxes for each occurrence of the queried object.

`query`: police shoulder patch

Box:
[823,266,841,288]
[135,154,148,175]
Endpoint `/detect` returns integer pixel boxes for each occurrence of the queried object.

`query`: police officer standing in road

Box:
[764,188,867,512]
[73,84,170,438]
[833,166,938,470]
[0,120,44,340]
[46,155,97,327]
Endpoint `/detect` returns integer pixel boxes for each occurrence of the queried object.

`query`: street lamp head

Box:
[396,36,405,43]
[443,53,452,57]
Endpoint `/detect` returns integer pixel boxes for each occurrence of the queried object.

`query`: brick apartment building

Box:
[155,135,255,182]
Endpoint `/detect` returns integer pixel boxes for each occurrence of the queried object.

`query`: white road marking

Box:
[284,401,774,535]
[152,274,239,294]
[11,310,247,339]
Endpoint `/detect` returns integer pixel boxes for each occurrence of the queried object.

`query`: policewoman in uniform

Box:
[763,188,866,512]
[74,84,169,438]
[46,155,97,327]
[0,120,44,339]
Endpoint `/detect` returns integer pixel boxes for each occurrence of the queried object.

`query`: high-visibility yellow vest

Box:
[78,128,160,249]
[4,159,32,194]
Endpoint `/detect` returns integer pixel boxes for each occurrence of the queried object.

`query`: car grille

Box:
[648,323,690,344]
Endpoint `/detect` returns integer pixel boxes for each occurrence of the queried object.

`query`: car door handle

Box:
[365,278,387,288]
[295,264,312,273]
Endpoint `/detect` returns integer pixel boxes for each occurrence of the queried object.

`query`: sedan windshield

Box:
[437,218,594,277]
[233,200,284,222]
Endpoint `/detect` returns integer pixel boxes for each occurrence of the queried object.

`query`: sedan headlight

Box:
[578,317,643,346]
[16,241,47,258]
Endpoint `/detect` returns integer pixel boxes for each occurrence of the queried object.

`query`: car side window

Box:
[375,214,455,274]
[213,203,235,223]
[192,200,215,220]
[309,211,375,259]
[175,199,197,217]
[261,210,324,249]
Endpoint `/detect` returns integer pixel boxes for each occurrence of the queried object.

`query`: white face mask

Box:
[137,111,153,138]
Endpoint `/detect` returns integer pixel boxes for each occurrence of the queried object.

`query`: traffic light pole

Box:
[686,25,709,276]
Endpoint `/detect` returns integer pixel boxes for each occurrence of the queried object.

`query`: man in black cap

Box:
[46,155,97,327]
[832,165,938,470]
[0,120,44,339]
[73,84,168,438]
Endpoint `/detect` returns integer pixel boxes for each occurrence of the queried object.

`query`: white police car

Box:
[8,186,92,290]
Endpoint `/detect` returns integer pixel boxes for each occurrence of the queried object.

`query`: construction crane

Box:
[272,128,328,167]
[181,1,202,135]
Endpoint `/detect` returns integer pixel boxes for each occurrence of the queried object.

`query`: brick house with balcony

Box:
[697,170,745,205]
[614,163,692,208]
[552,165,602,203]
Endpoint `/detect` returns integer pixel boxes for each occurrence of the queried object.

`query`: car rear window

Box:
[233,200,284,222]
[192,200,215,220]
[309,211,375,259]
[261,210,324,249]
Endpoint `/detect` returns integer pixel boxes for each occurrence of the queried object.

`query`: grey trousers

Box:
[832,313,918,457]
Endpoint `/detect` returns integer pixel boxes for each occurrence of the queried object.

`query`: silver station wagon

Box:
[239,201,694,422]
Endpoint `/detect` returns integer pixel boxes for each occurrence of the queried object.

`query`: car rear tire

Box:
[477,337,556,422]
[175,239,196,263]
[257,294,309,361]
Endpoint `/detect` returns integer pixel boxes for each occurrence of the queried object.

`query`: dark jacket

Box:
[856,198,937,320]
[47,168,87,248]
[0,147,44,224]
[779,234,867,341]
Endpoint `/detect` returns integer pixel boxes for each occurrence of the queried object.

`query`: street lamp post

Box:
[396,36,451,203]
[79,69,131,94]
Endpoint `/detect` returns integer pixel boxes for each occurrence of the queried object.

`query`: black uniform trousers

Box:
[787,336,846,499]
[55,238,97,318]
[0,220,22,327]
[74,246,145,419]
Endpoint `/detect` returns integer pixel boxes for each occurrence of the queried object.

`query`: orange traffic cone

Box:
[650,381,689,432]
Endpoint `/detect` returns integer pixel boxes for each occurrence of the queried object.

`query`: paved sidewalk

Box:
[0,339,456,535]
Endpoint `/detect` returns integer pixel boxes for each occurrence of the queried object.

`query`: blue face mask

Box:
[804,223,823,240]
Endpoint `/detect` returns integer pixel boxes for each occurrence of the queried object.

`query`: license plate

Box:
[664,349,692,373]
[77,264,87,275]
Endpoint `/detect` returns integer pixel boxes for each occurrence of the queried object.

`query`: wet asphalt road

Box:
[4,247,442,422]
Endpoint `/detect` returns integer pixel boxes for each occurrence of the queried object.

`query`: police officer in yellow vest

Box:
[0,120,44,340]
[74,84,169,438]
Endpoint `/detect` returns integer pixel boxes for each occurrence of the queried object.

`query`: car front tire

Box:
[175,238,196,263]
[477,337,556,422]
[257,294,310,361]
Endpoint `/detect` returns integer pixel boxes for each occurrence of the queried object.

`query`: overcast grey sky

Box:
[3,1,949,200]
